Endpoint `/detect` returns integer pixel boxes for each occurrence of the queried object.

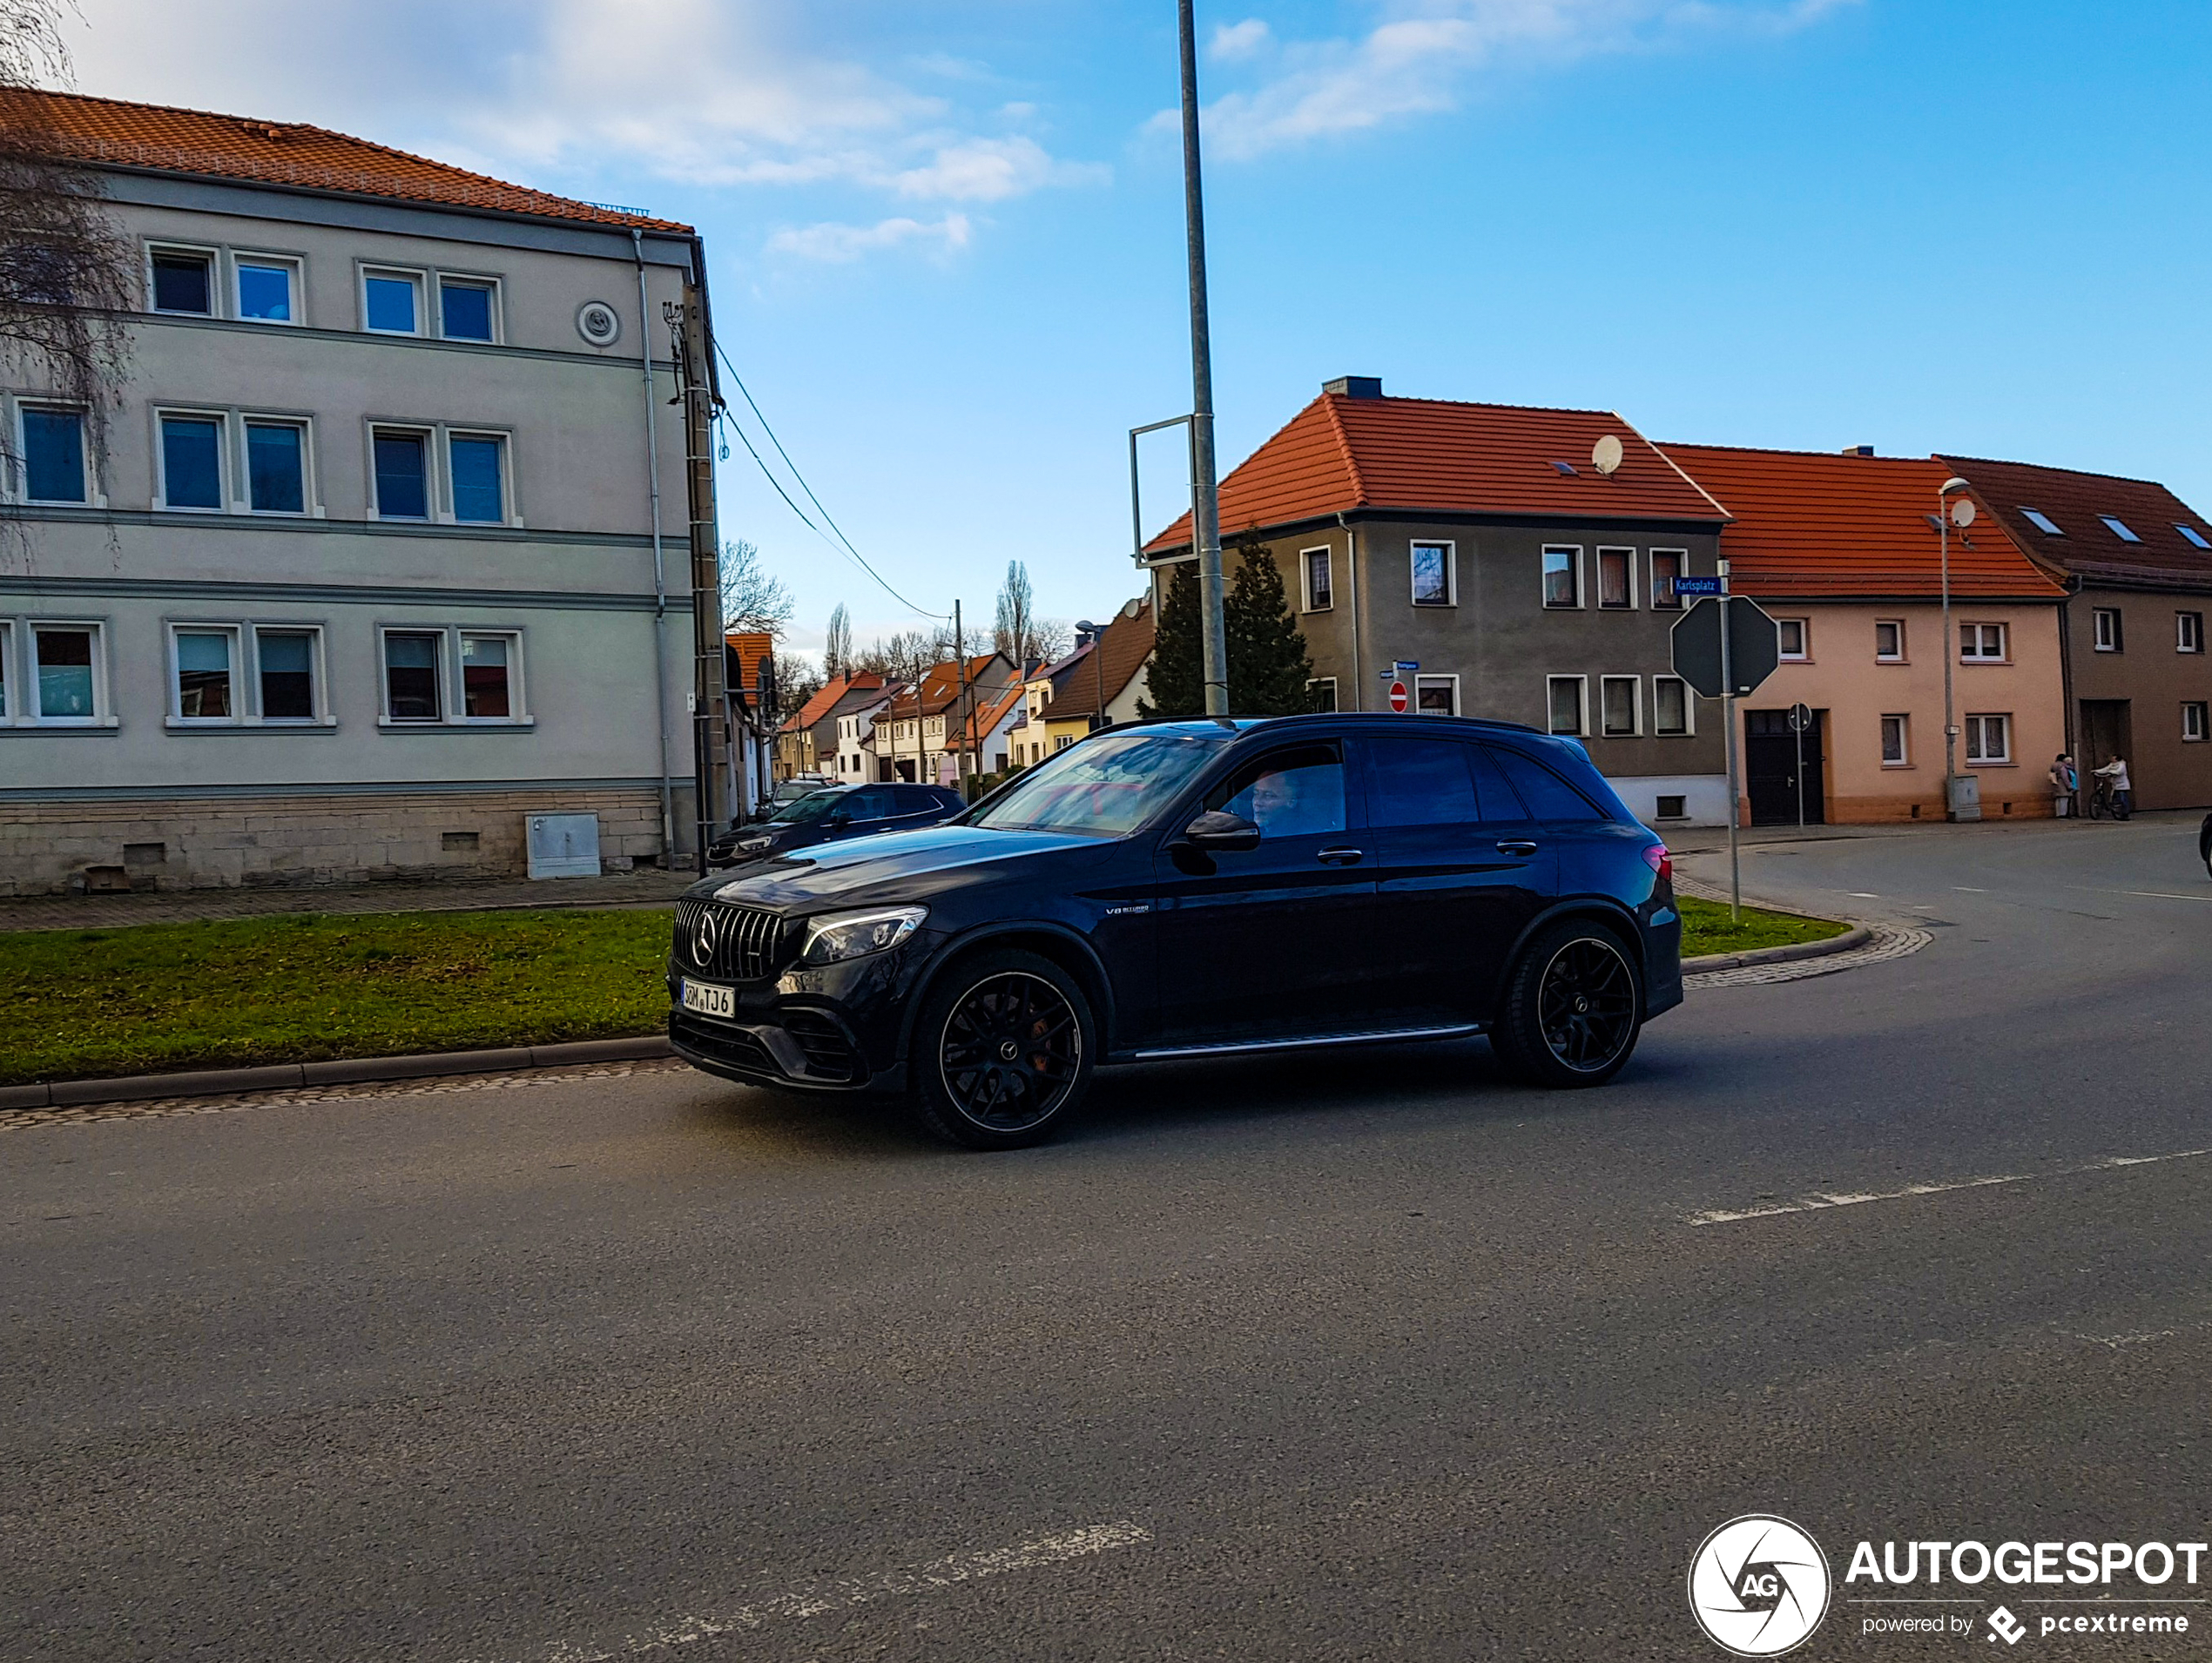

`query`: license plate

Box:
[680,979,735,1019]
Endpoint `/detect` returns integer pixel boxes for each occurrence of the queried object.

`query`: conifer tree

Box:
[1224,532,1313,716]
[1136,562,1205,718]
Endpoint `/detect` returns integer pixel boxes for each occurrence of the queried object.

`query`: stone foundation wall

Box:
[1,789,668,896]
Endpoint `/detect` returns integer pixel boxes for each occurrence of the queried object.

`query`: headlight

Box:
[799,906,927,966]
[738,837,772,852]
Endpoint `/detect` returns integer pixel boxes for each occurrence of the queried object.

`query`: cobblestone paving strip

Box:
[0,1057,695,1133]
[1675,874,1932,989]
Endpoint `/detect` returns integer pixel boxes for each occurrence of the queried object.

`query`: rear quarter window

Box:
[1486,745,1609,825]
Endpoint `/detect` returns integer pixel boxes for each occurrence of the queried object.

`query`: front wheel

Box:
[908,948,1096,1149]
[1489,920,1644,1088]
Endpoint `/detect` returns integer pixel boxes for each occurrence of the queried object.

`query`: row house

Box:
[1004,597,1156,768]
[777,670,887,780]
[871,653,1017,784]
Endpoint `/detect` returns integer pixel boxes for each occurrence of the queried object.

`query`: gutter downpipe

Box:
[633,228,675,864]
[1338,512,1362,710]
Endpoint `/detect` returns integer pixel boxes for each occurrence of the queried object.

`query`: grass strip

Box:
[1678,895,1850,959]
[0,909,673,1086]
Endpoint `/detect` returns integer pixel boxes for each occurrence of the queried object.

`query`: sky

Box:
[63,0,2212,661]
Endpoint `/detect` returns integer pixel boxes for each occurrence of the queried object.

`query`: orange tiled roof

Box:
[1042,600,1154,721]
[1659,444,2067,601]
[1937,456,2212,594]
[0,88,689,232]
[1144,392,1726,553]
[882,655,1008,721]
[725,631,775,693]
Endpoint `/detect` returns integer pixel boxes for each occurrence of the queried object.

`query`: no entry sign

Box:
[1388,680,1409,712]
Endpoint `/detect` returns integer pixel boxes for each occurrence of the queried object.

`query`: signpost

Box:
[1670,588,1781,921]
[1788,702,1814,832]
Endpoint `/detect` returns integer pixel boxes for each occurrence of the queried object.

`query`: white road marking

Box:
[505,1522,1151,1662]
[2125,891,2212,903]
[1848,892,1881,898]
[1953,886,1986,892]
[1688,1148,2212,1227]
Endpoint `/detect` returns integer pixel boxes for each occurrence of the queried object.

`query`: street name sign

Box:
[1670,596,1781,699]
[1675,576,1723,597]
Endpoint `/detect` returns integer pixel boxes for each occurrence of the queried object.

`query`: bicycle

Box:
[2087,779,2130,820]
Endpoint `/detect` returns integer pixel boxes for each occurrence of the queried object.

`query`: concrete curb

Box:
[1682,924,1871,975]
[0,1034,674,1112]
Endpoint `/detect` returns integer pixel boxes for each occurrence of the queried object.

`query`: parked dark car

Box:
[670,715,1683,1149]
[707,782,967,869]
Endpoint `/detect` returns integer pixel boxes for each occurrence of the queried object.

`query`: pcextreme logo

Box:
[1689,1515,1832,1657]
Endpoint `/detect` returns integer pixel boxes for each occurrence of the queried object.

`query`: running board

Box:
[1130,1023,1483,1062]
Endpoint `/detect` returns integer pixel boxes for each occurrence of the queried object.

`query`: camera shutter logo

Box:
[1688,1515,1831,1656]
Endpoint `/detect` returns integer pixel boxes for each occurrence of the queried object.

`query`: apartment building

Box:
[0,92,707,892]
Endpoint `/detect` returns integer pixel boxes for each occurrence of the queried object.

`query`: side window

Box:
[1485,745,1607,825]
[848,788,899,820]
[1207,744,1347,839]
[1366,737,1479,829]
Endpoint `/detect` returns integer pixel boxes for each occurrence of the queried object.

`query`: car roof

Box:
[1129,712,1542,739]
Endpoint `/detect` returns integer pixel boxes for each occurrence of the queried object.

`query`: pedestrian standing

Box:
[2094,754,2132,820]
[2049,753,2076,818]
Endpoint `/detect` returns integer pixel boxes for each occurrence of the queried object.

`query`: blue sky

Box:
[72,1,2212,660]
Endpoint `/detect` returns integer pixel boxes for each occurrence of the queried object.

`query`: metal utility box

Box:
[1947,775,1982,823]
[527,813,601,879]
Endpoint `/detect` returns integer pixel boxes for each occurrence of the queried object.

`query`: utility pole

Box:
[670,299,728,872]
[1177,0,1229,716]
[1719,559,1742,924]
[954,599,971,794]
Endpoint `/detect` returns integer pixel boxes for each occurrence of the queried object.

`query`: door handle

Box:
[1494,839,1539,857]
[1317,846,1365,865]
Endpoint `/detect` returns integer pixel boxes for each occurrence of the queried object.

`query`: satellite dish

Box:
[1951,499,1977,528]
[1592,434,1624,475]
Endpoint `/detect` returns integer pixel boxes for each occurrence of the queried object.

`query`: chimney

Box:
[1842,444,1874,457]
[1325,376,1382,400]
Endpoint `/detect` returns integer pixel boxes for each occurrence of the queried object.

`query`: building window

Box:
[2177,523,2211,551]
[2093,608,2122,652]
[1410,541,1453,606]
[257,629,319,721]
[1541,546,1581,609]
[2020,507,2064,536]
[448,433,507,523]
[1875,619,1905,662]
[1414,674,1458,716]
[1306,677,1337,712]
[245,421,307,514]
[1596,548,1634,609]
[1960,622,2008,661]
[2099,515,2141,544]
[1547,675,1586,737]
[372,430,429,519]
[1964,713,2012,764]
[150,248,213,315]
[1054,733,1074,751]
[2179,612,2203,654]
[1302,546,1332,611]
[19,406,86,503]
[234,257,299,324]
[1599,676,1638,736]
[383,631,443,721]
[363,269,423,334]
[438,278,498,342]
[32,623,101,722]
[158,413,225,510]
[2185,703,2209,744]
[1881,714,1909,765]
[1649,549,1684,609]
[460,633,518,718]
[172,627,238,719]
[1777,618,1810,660]
[1653,676,1690,737]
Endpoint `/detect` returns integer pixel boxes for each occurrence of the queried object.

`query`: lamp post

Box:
[1076,620,1108,731]
[1175,0,1229,715]
[1939,475,1973,820]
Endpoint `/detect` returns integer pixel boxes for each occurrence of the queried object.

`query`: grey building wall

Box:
[2064,585,2212,811]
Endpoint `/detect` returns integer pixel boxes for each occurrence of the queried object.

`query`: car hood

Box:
[689,824,1103,910]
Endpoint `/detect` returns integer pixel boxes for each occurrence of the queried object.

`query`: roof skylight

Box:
[2020,508,2063,536]
[2099,515,2141,543]
[1551,461,1577,476]
[2177,524,2211,550]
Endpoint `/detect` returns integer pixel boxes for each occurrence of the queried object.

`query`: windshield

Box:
[769,790,846,825]
[968,731,1224,837]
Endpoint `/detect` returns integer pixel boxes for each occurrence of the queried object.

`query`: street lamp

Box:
[1939,475,1976,821]
[1076,620,1108,731]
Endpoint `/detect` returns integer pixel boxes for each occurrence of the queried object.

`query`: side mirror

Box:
[1182,810,1261,852]
[827,811,852,829]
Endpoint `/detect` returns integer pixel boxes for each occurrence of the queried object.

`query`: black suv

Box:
[670,716,1683,1148]
[706,782,967,869]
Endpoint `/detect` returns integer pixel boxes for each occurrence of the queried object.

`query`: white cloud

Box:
[1211,18,1273,61]
[893,136,1109,202]
[766,213,973,264]
[1184,0,1858,160]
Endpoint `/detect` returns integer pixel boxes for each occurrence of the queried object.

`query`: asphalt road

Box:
[6,814,2211,1662]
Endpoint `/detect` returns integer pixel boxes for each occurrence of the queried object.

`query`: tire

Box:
[1488,919,1645,1089]
[907,948,1097,1149]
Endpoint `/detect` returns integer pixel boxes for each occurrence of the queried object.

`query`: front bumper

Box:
[665,936,932,1093]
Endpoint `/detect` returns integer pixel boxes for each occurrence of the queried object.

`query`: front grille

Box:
[675,899,788,982]
[780,1009,861,1082]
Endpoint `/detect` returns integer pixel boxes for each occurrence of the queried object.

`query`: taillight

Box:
[1642,843,1672,884]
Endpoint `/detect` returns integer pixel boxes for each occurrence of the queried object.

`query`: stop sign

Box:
[1388,679,1408,712]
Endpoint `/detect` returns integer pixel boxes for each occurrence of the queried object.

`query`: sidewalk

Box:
[0,867,698,933]
[1662,807,2202,858]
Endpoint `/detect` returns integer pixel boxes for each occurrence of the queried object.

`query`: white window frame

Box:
[2185,703,2209,744]
[1300,545,1333,612]
[166,622,246,725]
[368,423,435,522]
[457,630,528,724]
[361,265,428,336]
[1875,618,1905,663]
[377,625,532,729]
[1649,549,1688,610]
[1413,673,1459,717]
[379,625,448,724]
[1595,546,1637,611]
[145,242,219,317]
[1541,545,1583,609]
[251,624,331,725]
[444,428,516,527]
[1777,617,1811,661]
[1964,712,2013,764]
[152,405,231,514]
[1651,675,1693,737]
[1409,540,1456,608]
[2178,612,2204,654]
[7,616,115,727]
[2093,608,2121,652]
[435,273,504,344]
[1959,621,2009,663]
[232,251,305,327]
[1305,676,1338,712]
[1546,674,1588,737]
[10,399,96,507]
[1880,713,1911,767]
[240,414,318,517]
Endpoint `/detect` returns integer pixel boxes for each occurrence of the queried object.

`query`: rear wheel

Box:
[1489,920,1644,1088]
[908,949,1096,1149]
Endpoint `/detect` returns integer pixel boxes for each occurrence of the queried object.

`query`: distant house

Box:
[942,681,1028,782]
[830,677,896,784]
[873,653,1018,783]
[1935,457,2212,811]
[1004,598,1155,767]
[778,670,887,779]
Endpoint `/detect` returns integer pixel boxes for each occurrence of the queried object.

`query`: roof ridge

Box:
[1660,438,1944,467]
[1938,453,2173,490]
[1642,426,1735,522]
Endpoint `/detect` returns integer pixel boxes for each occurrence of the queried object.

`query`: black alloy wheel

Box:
[1490,920,1645,1088]
[910,948,1096,1149]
